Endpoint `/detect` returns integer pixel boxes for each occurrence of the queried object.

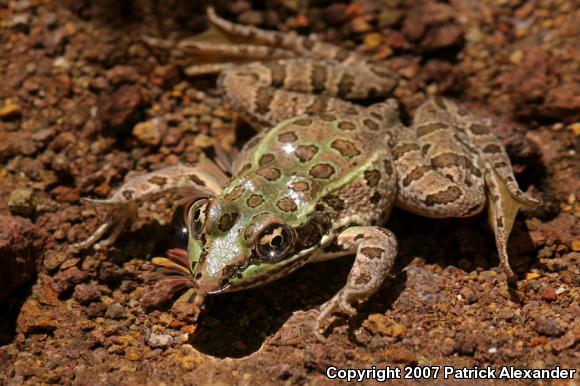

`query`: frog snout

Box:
[191,269,224,294]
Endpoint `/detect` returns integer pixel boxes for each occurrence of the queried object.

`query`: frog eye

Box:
[186,199,209,238]
[255,224,295,262]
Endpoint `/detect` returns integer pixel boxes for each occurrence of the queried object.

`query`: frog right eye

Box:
[187,199,210,238]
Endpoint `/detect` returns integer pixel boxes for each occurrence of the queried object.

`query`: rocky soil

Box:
[0,0,578,385]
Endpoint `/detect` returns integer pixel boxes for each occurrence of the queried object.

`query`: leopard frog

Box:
[74,8,538,340]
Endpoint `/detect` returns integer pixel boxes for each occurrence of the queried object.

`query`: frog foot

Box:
[140,248,194,311]
[313,293,358,342]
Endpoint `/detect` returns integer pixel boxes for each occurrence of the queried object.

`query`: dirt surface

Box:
[0,0,578,385]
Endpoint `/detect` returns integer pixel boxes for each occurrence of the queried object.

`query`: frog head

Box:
[184,180,328,296]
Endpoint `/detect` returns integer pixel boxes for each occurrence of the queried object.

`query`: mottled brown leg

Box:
[395,98,539,279]
[314,226,397,341]
[180,41,295,60]
[72,160,227,251]
[206,7,362,63]
[393,126,486,218]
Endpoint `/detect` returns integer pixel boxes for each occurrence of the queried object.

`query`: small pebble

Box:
[540,287,557,302]
[459,287,478,304]
[551,330,577,352]
[0,101,22,119]
[146,332,175,349]
[534,318,565,337]
[8,188,35,217]
[509,50,523,64]
[454,335,476,355]
[105,303,127,320]
[133,119,162,147]
[525,272,541,280]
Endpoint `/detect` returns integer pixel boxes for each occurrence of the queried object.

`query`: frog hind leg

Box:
[440,99,540,280]
[395,98,540,280]
[314,226,397,342]
[71,159,228,251]
[206,7,361,63]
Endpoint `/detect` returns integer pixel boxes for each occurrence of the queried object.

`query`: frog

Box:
[73,7,539,341]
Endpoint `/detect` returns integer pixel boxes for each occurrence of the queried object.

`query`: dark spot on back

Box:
[363,118,379,131]
[259,153,275,166]
[320,113,336,122]
[224,185,245,201]
[256,167,281,181]
[331,139,361,159]
[291,181,310,192]
[309,163,335,179]
[295,144,319,162]
[122,190,134,200]
[293,117,313,126]
[370,192,382,204]
[277,197,297,212]
[246,194,264,208]
[337,121,356,131]
[278,131,298,143]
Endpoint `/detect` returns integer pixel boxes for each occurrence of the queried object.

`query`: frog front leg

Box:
[314,226,397,341]
[72,158,228,251]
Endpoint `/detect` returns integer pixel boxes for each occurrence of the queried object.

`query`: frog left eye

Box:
[255,224,295,263]
[186,199,209,238]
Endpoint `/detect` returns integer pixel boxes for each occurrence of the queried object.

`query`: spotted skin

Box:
[77,8,539,342]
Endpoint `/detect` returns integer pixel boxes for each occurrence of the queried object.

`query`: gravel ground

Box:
[0,0,578,385]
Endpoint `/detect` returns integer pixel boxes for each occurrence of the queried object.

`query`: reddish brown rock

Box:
[16,299,58,335]
[420,24,464,51]
[97,85,146,132]
[0,215,40,303]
